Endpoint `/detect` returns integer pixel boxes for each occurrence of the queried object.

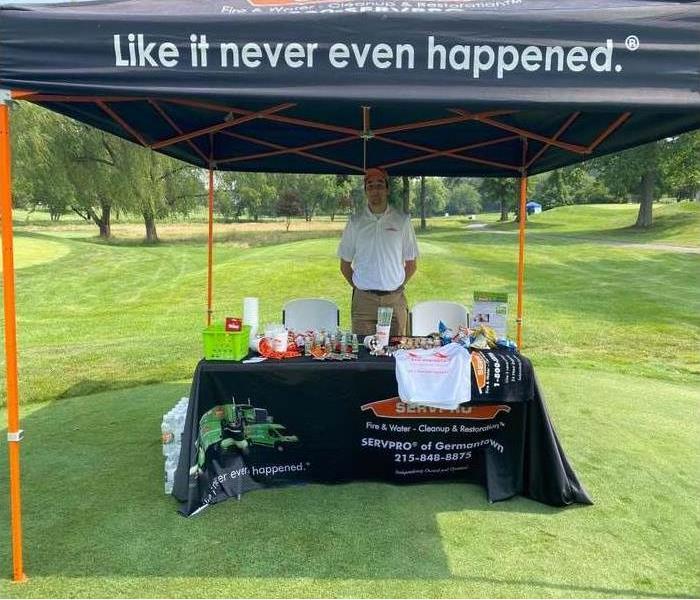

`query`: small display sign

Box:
[470,291,508,338]
[225,317,243,332]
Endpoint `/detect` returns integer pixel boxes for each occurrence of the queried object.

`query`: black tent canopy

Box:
[1,0,699,583]
[1,0,699,176]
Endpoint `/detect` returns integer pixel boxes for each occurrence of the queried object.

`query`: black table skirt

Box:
[173,349,591,515]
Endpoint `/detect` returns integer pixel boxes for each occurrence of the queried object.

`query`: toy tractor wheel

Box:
[275,442,284,452]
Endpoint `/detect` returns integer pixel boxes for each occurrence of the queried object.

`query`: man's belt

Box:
[361,287,403,296]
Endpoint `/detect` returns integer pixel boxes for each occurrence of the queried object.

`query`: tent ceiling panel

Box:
[2,0,698,176]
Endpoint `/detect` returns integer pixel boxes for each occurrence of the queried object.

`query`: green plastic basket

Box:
[202,324,251,361]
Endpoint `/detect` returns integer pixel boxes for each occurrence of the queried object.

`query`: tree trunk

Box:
[98,204,111,239]
[635,170,655,228]
[500,199,509,221]
[143,211,158,242]
[419,176,427,231]
[87,202,112,238]
[330,212,335,222]
[402,176,410,214]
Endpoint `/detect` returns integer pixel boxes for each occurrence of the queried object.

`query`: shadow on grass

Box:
[55,378,168,400]
[0,381,692,598]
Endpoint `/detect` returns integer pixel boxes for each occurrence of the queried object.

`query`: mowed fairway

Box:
[0,203,699,598]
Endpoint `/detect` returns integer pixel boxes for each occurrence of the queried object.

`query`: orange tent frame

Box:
[0,90,631,582]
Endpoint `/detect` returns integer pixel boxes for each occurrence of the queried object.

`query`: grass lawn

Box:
[0,202,699,597]
[489,201,700,247]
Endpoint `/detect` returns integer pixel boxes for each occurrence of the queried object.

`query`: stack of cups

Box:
[243,297,260,351]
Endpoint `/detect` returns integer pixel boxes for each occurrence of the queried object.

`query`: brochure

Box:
[470,291,508,338]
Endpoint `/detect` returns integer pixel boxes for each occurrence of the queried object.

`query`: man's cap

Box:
[364,167,389,185]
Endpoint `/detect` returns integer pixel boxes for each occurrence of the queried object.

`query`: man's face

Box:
[365,178,388,212]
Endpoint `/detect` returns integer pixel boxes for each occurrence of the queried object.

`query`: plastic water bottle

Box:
[162,397,189,494]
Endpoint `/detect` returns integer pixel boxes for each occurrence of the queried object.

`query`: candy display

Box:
[390,334,442,350]
[210,300,517,363]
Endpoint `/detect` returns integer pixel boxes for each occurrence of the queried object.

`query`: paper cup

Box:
[375,324,391,348]
[268,330,288,353]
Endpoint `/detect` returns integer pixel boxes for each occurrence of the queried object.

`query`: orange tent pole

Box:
[206,167,214,326]
[516,175,527,349]
[1,99,27,582]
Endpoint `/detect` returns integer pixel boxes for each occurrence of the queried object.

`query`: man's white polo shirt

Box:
[337,205,419,291]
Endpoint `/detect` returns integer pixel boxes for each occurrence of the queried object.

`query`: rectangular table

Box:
[173,349,591,516]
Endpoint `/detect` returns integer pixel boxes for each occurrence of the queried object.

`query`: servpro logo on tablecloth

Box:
[244,0,505,8]
[361,397,510,420]
[471,351,487,392]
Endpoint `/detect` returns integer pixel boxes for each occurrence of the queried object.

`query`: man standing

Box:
[338,168,419,337]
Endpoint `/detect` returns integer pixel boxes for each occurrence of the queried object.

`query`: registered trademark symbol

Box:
[625,35,640,51]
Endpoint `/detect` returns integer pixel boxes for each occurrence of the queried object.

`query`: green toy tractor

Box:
[196,398,298,468]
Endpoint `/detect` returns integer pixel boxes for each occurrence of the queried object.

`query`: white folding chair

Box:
[282,298,340,332]
[410,301,469,336]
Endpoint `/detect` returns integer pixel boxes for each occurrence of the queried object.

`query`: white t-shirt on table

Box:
[394,343,472,409]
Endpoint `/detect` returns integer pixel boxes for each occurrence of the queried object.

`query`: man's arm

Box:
[340,259,354,288]
[403,259,417,286]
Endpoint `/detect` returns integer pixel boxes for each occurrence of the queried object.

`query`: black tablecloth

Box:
[173,349,591,516]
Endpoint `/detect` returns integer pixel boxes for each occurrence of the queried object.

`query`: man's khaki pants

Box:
[351,288,409,338]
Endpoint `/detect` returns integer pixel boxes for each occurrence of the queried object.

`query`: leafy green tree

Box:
[445,180,482,215]
[216,172,276,222]
[349,176,366,214]
[11,102,76,220]
[387,176,403,209]
[401,176,411,214]
[65,125,132,238]
[412,176,448,230]
[241,173,276,221]
[215,172,244,222]
[319,175,353,221]
[269,173,338,221]
[276,190,302,231]
[480,178,519,221]
[13,105,130,234]
[479,177,535,220]
[122,148,202,242]
[661,131,700,201]
[591,142,662,228]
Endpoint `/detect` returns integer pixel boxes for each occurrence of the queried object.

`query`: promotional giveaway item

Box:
[394,342,471,409]
[264,324,288,353]
[376,306,393,348]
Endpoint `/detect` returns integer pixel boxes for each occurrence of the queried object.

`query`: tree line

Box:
[10,102,699,239]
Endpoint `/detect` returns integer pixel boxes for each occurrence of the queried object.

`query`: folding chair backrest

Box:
[410,301,469,336]
[282,298,340,332]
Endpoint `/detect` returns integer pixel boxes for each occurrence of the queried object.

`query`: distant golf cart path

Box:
[466,224,700,254]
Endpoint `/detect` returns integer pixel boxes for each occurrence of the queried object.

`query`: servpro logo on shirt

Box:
[361,397,510,420]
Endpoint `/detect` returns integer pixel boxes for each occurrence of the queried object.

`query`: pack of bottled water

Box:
[161,396,189,495]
